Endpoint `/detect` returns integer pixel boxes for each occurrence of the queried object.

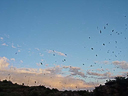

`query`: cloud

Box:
[12,43,16,48]
[10,58,15,61]
[63,66,87,78]
[87,71,111,77]
[45,64,49,67]
[45,65,62,74]
[48,50,67,57]
[35,48,40,51]
[86,71,116,80]
[69,66,87,78]
[18,50,21,52]
[0,37,3,40]
[95,61,110,64]
[2,43,8,46]
[96,69,105,71]
[4,34,9,38]
[103,61,110,64]
[0,67,96,90]
[0,57,9,69]
[0,57,95,90]
[17,44,21,47]
[0,68,95,91]
[112,61,128,70]
[120,72,128,77]
[20,60,23,63]
[36,63,41,66]
[39,53,43,56]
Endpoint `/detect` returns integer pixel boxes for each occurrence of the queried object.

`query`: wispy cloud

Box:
[95,61,110,64]
[45,66,62,74]
[4,34,9,38]
[0,37,3,40]
[63,66,87,78]
[2,43,8,46]
[69,66,87,78]
[35,48,40,51]
[87,71,111,77]
[10,58,15,61]
[39,53,43,57]
[20,60,23,63]
[17,44,21,47]
[112,61,128,70]
[36,63,41,66]
[103,61,110,64]
[48,50,67,57]
[96,69,105,71]
[18,50,21,52]
[12,43,16,48]
[86,71,116,80]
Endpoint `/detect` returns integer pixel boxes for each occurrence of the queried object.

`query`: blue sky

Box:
[0,0,128,90]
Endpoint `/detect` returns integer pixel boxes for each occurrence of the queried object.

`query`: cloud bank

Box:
[0,56,95,91]
[1,57,127,90]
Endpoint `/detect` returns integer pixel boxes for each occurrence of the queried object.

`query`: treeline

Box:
[0,77,128,96]
[93,77,128,96]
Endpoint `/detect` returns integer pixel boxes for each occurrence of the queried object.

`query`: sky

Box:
[0,0,128,91]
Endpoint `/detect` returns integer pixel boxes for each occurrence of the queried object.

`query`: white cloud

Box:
[18,50,21,52]
[39,53,43,56]
[112,61,128,70]
[17,44,21,47]
[2,43,8,46]
[48,50,53,53]
[35,48,40,51]
[20,60,23,63]
[0,37,3,40]
[12,43,16,48]
[48,50,67,57]
[0,57,9,69]
[10,58,15,61]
